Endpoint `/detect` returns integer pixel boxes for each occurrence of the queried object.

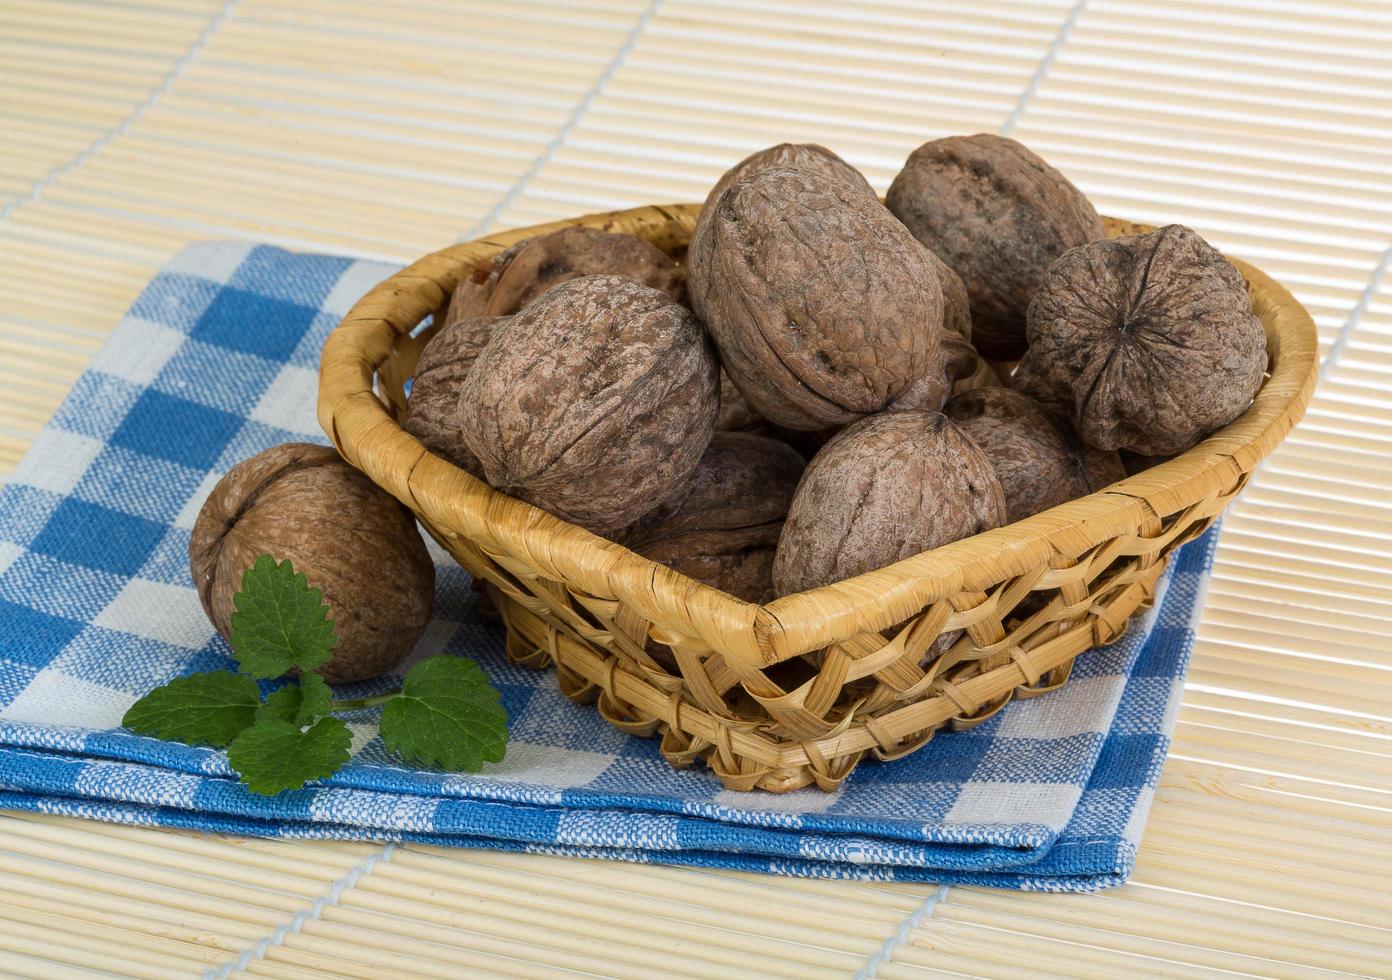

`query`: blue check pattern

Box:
[0,243,1215,890]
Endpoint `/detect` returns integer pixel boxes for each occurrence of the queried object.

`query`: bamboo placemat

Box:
[2,0,1390,976]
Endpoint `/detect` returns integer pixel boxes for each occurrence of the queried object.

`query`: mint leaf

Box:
[123,672,260,748]
[230,555,336,679]
[227,717,352,795]
[256,672,333,727]
[380,656,508,772]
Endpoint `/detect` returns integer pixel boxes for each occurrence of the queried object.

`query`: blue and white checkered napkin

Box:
[0,243,1213,891]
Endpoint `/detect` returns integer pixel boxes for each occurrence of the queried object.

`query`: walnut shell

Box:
[944,387,1125,524]
[459,275,719,533]
[189,444,435,684]
[704,143,875,211]
[689,167,944,431]
[624,432,805,603]
[886,134,1103,360]
[446,225,683,322]
[403,315,507,476]
[1013,224,1268,456]
[773,412,1006,595]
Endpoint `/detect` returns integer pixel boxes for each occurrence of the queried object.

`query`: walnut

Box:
[704,143,875,211]
[189,444,435,684]
[446,225,683,322]
[886,134,1103,359]
[1013,224,1268,456]
[689,167,945,431]
[402,314,507,476]
[623,432,805,603]
[459,275,719,533]
[772,411,1006,595]
[944,387,1124,524]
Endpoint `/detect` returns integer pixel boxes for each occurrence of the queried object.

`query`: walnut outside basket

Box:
[318,205,1318,793]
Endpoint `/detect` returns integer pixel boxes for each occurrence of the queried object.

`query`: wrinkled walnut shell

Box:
[1013,224,1268,456]
[403,315,508,476]
[446,225,683,322]
[459,275,719,533]
[944,387,1125,524]
[886,134,1103,359]
[773,411,1006,595]
[690,167,944,431]
[624,432,805,603]
[704,143,875,212]
[189,444,435,684]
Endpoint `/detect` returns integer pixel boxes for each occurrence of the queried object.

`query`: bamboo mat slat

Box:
[2,0,1391,976]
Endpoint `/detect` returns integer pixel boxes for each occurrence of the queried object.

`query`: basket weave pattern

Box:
[318,205,1318,793]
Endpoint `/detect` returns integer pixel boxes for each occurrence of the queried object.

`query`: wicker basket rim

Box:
[318,205,1318,662]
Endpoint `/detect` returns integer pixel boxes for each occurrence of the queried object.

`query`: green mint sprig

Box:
[122,555,508,795]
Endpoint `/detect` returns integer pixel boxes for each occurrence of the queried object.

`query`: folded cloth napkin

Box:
[0,243,1213,891]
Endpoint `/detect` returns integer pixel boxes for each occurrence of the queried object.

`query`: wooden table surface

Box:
[1,1,1390,976]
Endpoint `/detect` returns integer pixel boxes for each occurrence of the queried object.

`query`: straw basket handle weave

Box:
[318,206,1318,793]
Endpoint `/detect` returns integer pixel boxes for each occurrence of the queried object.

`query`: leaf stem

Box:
[329,690,401,711]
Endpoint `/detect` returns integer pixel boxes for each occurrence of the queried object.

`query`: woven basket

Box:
[318,205,1318,793]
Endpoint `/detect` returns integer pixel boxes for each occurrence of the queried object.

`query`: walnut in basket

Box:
[944,386,1125,524]
[445,225,684,322]
[772,411,1006,596]
[1013,224,1268,457]
[189,443,435,684]
[689,167,945,431]
[402,314,506,476]
[622,432,805,604]
[705,146,971,343]
[459,275,719,534]
[886,134,1103,360]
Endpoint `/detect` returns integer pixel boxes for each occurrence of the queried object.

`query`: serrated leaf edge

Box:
[379,657,509,773]
[227,717,353,796]
[228,555,337,679]
[122,671,261,749]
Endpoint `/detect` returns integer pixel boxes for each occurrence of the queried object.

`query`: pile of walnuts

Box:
[403,136,1268,607]
[193,134,1268,684]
